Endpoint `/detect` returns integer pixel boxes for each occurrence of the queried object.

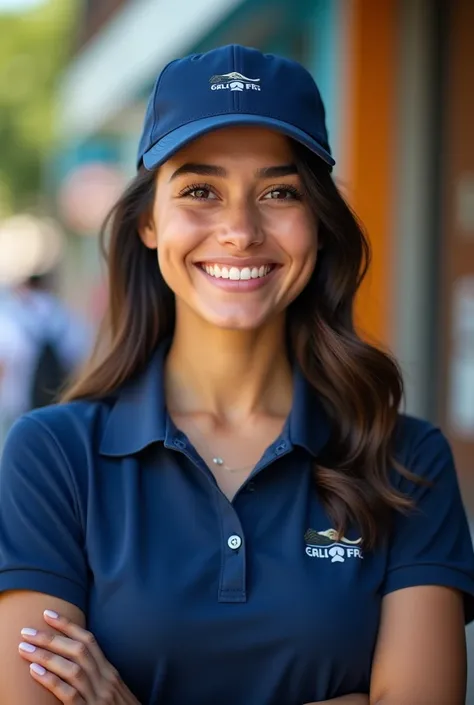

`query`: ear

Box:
[138,212,157,250]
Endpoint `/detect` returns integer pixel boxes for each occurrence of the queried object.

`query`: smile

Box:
[196,262,278,292]
[200,264,274,280]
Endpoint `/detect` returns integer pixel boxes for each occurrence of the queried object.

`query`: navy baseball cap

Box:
[137,44,335,171]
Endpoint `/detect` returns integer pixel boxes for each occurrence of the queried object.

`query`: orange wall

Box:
[344,0,398,345]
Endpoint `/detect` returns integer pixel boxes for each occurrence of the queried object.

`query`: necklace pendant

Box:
[212,457,224,466]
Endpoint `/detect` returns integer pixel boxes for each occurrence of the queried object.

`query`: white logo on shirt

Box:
[304,528,363,563]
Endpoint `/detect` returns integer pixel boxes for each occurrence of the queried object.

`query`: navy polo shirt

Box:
[1,341,474,705]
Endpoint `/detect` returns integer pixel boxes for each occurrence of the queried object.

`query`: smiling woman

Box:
[0,44,473,705]
[137,128,317,332]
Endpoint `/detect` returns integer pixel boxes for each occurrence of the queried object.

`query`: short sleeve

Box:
[382,421,474,623]
[0,414,88,612]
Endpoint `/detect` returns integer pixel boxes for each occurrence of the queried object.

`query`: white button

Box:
[227,535,242,550]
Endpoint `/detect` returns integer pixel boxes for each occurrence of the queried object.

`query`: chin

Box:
[207,317,269,331]
[200,308,274,331]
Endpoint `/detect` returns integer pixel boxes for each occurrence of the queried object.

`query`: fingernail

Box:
[44,609,59,619]
[30,663,46,676]
[19,642,36,653]
[21,628,37,637]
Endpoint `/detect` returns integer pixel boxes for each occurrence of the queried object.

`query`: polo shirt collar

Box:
[288,366,331,458]
[100,339,331,459]
[99,340,169,457]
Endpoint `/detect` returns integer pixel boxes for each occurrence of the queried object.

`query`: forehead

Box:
[163,126,295,170]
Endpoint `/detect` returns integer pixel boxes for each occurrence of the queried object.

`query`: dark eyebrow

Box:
[256,164,298,178]
[169,163,227,181]
[169,162,298,182]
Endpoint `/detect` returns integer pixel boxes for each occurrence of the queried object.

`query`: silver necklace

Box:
[211,456,255,473]
[182,418,256,473]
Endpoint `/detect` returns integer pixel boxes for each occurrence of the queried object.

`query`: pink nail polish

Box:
[30,663,46,676]
[44,609,59,619]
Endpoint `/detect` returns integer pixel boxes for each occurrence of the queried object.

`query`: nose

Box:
[216,202,263,250]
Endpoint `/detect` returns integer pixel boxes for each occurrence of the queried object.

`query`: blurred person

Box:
[0,45,473,705]
[0,272,90,445]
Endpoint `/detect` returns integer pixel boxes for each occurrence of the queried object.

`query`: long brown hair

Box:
[63,141,415,548]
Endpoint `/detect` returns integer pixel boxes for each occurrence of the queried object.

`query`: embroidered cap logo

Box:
[209,72,261,92]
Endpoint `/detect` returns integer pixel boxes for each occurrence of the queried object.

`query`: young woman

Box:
[0,45,473,705]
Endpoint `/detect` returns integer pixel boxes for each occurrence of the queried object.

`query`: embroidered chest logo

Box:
[209,72,261,92]
[304,528,363,563]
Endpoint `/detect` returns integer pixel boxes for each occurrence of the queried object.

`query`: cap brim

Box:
[142,113,335,170]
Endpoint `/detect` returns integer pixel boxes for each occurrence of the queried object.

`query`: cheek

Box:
[267,209,317,260]
[155,208,208,268]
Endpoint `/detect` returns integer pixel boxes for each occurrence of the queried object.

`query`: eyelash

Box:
[178,182,303,201]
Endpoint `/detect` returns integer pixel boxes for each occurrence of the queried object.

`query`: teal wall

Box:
[305,0,344,165]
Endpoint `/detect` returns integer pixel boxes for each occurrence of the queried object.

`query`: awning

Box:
[58,0,245,139]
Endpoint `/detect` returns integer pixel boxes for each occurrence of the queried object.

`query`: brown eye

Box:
[190,188,210,199]
[263,187,301,201]
[181,186,218,200]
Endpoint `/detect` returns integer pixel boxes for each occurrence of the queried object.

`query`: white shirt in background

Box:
[0,289,92,428]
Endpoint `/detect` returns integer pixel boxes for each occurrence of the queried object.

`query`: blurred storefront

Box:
[437,0,474,501]
[54,0,474,485]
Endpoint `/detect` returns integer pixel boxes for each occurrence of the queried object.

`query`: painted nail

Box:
[44,609,59,619]
[19,642,36,653]
[21,628,37,637]
[30,663,46,676]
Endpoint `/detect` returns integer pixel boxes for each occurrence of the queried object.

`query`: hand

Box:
[18,609,140,703]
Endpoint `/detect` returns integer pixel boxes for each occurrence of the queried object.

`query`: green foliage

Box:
[0,0,78,215]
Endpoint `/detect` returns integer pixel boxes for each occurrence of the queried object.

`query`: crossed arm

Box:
[312,584,467,705]
[0,584,467,704]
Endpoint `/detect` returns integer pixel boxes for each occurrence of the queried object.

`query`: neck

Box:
[165,310,293,422]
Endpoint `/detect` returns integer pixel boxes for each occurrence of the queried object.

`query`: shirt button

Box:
[227,535,242,550]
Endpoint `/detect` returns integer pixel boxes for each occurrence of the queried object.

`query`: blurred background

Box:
[0,0,473,693]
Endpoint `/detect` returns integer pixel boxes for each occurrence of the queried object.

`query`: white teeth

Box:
[229,267,240,281]
[203,264,272,280]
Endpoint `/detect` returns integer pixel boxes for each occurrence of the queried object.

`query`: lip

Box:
[195,263,279,292]
[195,257,278,267]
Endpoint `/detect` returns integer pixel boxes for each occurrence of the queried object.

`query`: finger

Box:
[19,642,94,701]
[21,626,102,696]
[43,611,116,691]
[29,663,86,704]
[43,610,112,673]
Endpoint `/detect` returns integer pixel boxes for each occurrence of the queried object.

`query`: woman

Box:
[0,44,473,705]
